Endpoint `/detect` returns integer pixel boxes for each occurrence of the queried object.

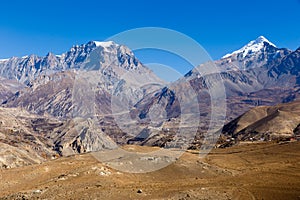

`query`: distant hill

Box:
[222,100,300,143]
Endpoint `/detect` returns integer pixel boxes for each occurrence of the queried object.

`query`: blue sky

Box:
[0,0,300,75]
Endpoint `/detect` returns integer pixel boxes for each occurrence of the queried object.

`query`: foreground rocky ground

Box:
[0,141,299,200]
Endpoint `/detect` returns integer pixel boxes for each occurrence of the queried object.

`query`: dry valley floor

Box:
[0,142,300,200]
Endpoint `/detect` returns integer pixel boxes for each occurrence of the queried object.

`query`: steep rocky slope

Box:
[0,107,60,168]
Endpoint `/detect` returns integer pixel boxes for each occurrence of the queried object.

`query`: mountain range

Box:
[0,36,299,168]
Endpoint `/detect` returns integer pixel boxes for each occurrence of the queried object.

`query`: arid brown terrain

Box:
[222,100,300,142]
[1,141,299,200]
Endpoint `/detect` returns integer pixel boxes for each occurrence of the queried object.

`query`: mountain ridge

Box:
[0,41,154,85]
[0,37,299,165]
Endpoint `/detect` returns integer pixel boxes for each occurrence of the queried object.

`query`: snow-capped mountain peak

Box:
[254,36,275,46]
[222,36,276,59]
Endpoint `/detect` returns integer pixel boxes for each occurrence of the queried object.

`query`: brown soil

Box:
[0,142,300,200]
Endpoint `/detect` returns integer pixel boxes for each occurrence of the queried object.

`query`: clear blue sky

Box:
[0,0,300,75]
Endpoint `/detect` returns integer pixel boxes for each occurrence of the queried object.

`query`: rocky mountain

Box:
[182,36,300,109]
[0,36,299,162]
[2,41,164,116]
[218,36,291,71]
[0,41,156,85]
[129,37,300,148]
[0,41,166,159]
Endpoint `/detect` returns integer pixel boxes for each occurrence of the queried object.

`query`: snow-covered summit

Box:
[93,41,116,48]
[222,36,276,59]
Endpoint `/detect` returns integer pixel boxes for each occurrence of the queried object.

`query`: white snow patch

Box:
[93,41,115,48]
[0,58,9,62]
